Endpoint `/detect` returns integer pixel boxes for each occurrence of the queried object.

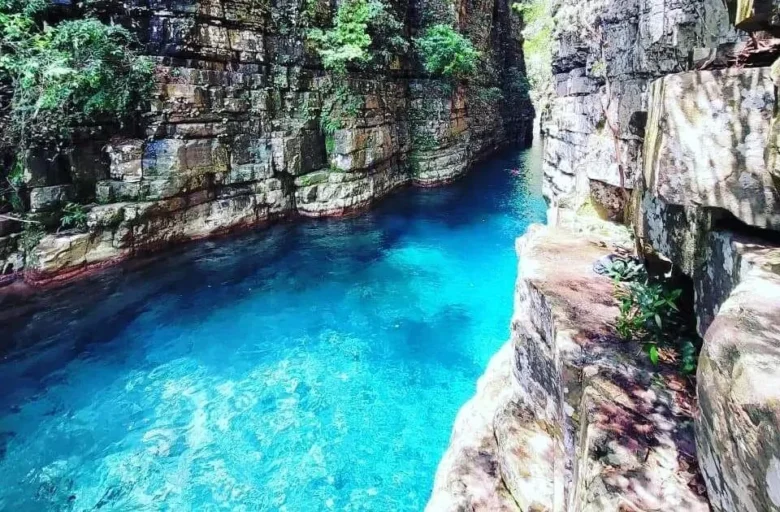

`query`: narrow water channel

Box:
[0,146,546,511]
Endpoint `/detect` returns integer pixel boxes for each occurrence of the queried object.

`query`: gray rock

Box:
[696,242,780,512]
[643,67,780,230]
[542,0,736,217]
[29,185,75,212]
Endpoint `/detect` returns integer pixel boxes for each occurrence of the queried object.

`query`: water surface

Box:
[0,147,545,511]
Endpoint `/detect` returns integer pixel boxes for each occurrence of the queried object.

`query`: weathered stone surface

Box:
[294,164,407,217]
[696,242,780,512]
[542,0,737,217]
[644,67,780,230]
[10,0,534,281]
[428,222,709,511]
[29,185,75,213]
[426,343,524,512]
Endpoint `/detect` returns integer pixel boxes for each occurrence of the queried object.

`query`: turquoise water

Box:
[0,147,545,511]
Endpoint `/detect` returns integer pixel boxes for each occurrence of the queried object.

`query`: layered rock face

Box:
[539,0,780,509]
[541,0,735,219]
[0,0,533,282]
[428,219,709,511]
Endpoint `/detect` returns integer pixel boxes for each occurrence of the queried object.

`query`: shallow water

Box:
[0,146,545,511]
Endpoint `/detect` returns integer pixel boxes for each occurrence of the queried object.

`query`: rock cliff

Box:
[531,0,780,510]
[0,0,534,283]
[541,0,736,220]
[428,218,710,511]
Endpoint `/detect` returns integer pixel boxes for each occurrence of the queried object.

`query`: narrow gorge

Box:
[2,0,780,511]
[0,0,533,283]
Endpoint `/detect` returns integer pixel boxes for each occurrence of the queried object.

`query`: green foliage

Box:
[512,0,552,107]
[321,114,342,135]
[0,4,154,148]
[590,59,607,78]
[507,67,530,95]
[602,257,646,282]
[324,132,336,154]
[319,81,360,152]
[415,25,479,78]
[615,281,681,342]
[614,277,699,374]
[476,86,503,103]
[679,340,698,375]
[307,0,407,74]
[59,202,88,231]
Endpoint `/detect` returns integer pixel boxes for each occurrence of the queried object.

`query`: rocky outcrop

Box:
[643,67,780,231]
[696,241,780,512]
[619,51,780,512]
[427,220,709,511]
[0,0,534,283]
[541,0,736,218]
[540,1,780,510]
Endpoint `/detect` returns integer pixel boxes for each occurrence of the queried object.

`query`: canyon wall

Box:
[537,0,780,511]
[541,0,736,220]
[0,0,534,283]
[429,0,780,510]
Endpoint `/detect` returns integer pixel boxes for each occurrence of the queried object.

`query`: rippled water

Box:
[0,146,545,511]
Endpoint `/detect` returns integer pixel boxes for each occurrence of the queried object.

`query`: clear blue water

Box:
[0,147,545,511]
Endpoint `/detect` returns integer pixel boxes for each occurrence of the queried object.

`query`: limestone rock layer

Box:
[0,0,534,282]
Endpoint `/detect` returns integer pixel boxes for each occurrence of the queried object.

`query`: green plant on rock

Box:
[415,24,479,78]
[474,86,503,104]
[307,0,407,74]
[0,2,154,150]
[678,339,698,375]
[615,281,681,343]
[602,257,646,282]
[614,278,699,373]
[324,132,336,154]
[59,202,88,231]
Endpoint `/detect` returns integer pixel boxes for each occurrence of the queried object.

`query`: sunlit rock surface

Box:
[541,0,736,218]
[0,0,534,283]
[696,242,780,512]
[644,68,780,230]
[428,220,709,511]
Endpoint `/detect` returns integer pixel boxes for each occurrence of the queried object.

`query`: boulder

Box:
[643,67,780,230]
[696,243,780,512]
[29,185,75,212]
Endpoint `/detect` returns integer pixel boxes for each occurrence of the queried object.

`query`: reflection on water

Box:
[0,147,546,511]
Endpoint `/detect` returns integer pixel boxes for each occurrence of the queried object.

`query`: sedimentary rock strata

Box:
[0,0,534,283]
